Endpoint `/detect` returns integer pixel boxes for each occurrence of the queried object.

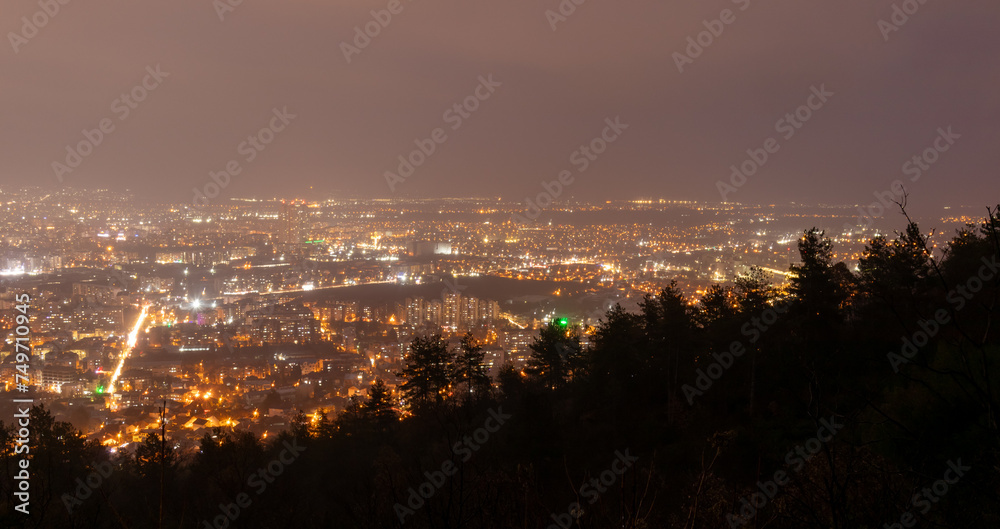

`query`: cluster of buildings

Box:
[402,294,500,331]
[0,187,978,452]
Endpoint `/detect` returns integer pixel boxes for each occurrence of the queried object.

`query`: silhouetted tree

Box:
[496,362,524,398]
[789,228,849,320]
[735,266,779,314]
[525,321,583,389]
[363,378,397,428]
[640,281,697,394]
[290,409,312,439]
[697,284,738,328]
[451,332,492,400]
[133,432,175,480]
[398,334,453,406]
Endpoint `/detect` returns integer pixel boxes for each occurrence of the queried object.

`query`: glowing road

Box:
[108,305,148,395]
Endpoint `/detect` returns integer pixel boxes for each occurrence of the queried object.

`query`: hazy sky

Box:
[2,0,998,211]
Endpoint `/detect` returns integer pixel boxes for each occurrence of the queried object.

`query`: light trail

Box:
[221,280,392,297]
[501,313,526,329]
[108,305,148,395]
[758,266,794,278]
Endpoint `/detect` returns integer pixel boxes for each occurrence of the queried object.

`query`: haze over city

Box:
[2,0,998,211]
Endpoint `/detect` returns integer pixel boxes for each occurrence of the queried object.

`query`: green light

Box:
[96,385,104,394]
[556,318,569,327]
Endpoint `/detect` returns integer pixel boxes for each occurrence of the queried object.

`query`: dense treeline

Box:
[1,207,999,528]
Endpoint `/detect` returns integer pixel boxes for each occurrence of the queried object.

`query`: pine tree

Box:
[451,332,492,400]
[363,378,398,427]
[290,409,312,439]
[525,321,584,389]
[735,266,779,314]
[697,284,738,327]
[398,334,454,406]
[134,432,175,479]
[789,228,850,320]
[640,282,696,392]
[313,409,336,439]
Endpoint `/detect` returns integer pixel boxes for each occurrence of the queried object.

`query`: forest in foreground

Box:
[1,206,999,528]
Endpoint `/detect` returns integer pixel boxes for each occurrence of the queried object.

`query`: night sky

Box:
[2,0,998,211]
